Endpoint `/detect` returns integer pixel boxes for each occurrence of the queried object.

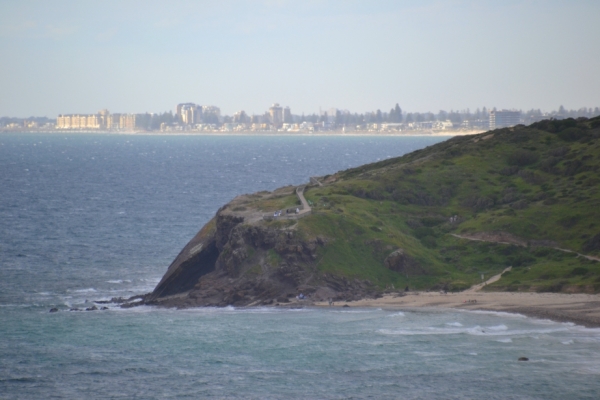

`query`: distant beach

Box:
[317,292,600,328]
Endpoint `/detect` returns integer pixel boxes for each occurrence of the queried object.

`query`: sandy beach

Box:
[316,292,600,328]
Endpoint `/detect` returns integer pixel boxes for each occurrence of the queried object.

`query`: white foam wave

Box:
[487,324,508,331]
[388,312,405,318]
[378,324,571,337]
[496,338,513,343]
[71,288,97,293]
[106,279,132,284]
[460,309,527,319]
[446,322,463,327]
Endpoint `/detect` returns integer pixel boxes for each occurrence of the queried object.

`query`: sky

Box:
[1,0,599,118]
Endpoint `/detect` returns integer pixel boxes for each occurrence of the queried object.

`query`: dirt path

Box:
[463,266,512,293]
[295,185,311,215]
[451,233,600,262]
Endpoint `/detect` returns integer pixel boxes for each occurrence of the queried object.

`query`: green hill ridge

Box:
[145,117,600,307]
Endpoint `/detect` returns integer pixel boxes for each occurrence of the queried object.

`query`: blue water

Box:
[1,133,599,399]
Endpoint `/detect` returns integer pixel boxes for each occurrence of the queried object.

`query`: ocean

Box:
[1,133,599,399]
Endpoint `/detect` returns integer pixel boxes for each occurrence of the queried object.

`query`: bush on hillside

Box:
[558,127,586,142]
[506,149,539,166]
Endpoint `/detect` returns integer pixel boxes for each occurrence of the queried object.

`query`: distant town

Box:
[2,103,599,134]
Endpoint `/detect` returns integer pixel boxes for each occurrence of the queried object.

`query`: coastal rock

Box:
[86,306,98,311]
[518,357,529,361]
[384,249,425,275]
[49,307,59,313]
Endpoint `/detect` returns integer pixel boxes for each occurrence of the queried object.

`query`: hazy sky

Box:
[1,0,599,117]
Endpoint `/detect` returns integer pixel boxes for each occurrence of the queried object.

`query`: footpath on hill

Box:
[451,233,600,262]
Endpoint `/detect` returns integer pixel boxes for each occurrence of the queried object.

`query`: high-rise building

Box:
[283,107,292,124]
[269,103,283,127]
[489,110,521,129]
[201,105,221,123]
[119,114,137,130]
[56,110,146,131]
[176,103,194,118]
[107,113,121,130]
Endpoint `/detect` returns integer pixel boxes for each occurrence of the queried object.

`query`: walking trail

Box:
[463,266,512,293]
[451,233,600,262]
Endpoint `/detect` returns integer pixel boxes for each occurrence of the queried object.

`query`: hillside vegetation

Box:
[290,117,600,293]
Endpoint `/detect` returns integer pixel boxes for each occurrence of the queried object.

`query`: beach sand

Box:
[316,292,600,328]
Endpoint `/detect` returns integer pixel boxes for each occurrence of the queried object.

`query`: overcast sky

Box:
[1,0,599,117]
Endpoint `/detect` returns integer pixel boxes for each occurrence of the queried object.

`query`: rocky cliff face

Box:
[145,192,378,308]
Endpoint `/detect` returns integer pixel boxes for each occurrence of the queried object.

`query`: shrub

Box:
[506,150,539,166]
[558,127,586,142]
[569,267,589,277]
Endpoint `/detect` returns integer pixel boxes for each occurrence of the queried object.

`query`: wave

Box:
[459,309,527,319]
[70,288,97,293]
[377,324,571,337]
[106,279,132,284]
[388,312,406,318]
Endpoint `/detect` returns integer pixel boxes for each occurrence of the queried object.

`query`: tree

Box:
[394,103,402,122]
[335,110,343,126]
[448,110,462,123]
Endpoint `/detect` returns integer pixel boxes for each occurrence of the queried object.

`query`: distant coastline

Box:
[1,129,483,137]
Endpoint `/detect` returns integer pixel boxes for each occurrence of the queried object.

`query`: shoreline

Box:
[314,292,600,328]
[1,130,482,138]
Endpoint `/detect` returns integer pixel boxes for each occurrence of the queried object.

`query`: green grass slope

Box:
[292,117,600,293]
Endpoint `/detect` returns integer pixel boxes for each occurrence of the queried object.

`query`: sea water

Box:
[1,133,599,399]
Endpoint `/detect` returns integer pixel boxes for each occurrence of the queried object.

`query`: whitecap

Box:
[388,312,405,318]
[462,309,527,319]
[71,288,97,293]
[561,340,574,345]
[488,324,508,331]
[106,279,132,284]
[446,322,463,327]
[496,338,513,343]
[378,328,464,336]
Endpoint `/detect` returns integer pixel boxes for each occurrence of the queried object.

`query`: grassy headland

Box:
[290,117,600,293]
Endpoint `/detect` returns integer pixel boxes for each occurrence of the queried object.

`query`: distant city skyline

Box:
[5,102,598,133]
[1,1,599,118]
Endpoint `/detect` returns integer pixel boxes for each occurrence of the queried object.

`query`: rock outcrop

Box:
[384,249,425,275]
[144,189,378,308]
